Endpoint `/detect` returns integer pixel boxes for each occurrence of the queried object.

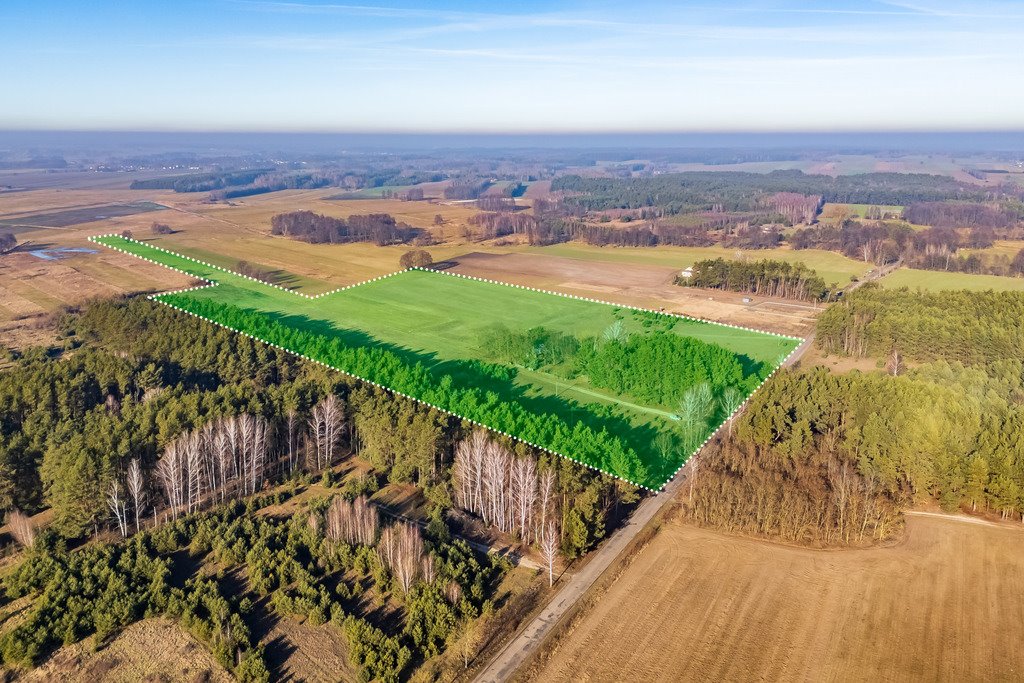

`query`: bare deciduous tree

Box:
[107,479,129,538]
[286,408,299,472]
[127,458,146,533]
[8,509,34,549]
[326,495,379,546]
[537,469,556,545]
[540,521,559,587]
[309,394,344,471]
[378,524,398,573]
[156,413,275,519]
[421,553,435,584]
[454,431,558,549]
[156,441,185,520]
[395,522,424,592]
[460,620,481,669]
[511,456,537,540]
[886,348,903,376]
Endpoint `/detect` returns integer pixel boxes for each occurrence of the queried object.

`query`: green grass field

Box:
[92,235,800,488]
[959,239,1024,261]
[879,267,1024,292]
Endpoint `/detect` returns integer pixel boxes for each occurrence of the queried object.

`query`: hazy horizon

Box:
[4,0,1024,132]
[2,130,1024,155]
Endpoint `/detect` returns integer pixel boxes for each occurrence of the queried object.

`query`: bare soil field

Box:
[0,186,482,339]
[526,514,1024,683]
[0,170,168,192]
[0,184,819,342]
[449,251,817,336]
[4,618,233,683]
[0,249,192,347]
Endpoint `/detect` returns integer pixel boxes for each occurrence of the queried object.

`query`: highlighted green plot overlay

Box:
[92,235,800,489]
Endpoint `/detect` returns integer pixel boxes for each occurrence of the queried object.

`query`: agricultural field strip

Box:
[90,234,802,490]
[88,235,800,342]
[87,235,350,300]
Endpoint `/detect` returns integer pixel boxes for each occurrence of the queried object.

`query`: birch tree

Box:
[540,521,559,587]
[309,394,344,471]
[537,469,556,545]
[454,431,558,549]
[185,431,203,513]
[156,441,184,520]
[8,509,34,549]
[378,524,398,574]
[127,458,146,534]
[107,479,129,538]
[395,522,424,592]
[326,495,378,545]
[286,408,299,472]
[511,456,537,539]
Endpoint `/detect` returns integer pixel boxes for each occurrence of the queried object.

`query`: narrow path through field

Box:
[512,366,677,421]
[905,510,1023,530]
[551,381,677,420]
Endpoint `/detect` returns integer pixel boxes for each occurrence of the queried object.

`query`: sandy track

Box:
[528,515,1024,682]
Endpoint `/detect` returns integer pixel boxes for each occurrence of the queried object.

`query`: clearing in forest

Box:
[91,234,800,489]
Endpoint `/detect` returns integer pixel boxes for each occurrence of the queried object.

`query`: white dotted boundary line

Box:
[661,337,802,491]
[143,293,659,493]
[91,232,804,492]
[91,233,804,343]
[405,266,805,343]
[88,234,357,299]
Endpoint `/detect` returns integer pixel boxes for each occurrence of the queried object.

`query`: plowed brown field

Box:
[528,514,1024,682]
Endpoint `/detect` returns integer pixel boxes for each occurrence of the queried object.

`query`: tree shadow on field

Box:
[234,306,671,486]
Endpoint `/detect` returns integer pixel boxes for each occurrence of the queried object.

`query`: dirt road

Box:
[473,329,814,683]
[526,514,1024,682]
[473,468,689,683]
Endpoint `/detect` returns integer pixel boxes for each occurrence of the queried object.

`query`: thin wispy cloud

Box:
[0,0,1021,131]
[879,0,1024,19]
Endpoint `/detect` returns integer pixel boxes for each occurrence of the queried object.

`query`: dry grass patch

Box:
[4,618,233,683]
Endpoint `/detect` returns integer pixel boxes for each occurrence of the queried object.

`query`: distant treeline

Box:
[903,200,1023,229]
[792,219,1024,276]
[443,179,492,200]
[553,170,989,214]
[680,258,835,301]
[476,196,518,212]
[467,210,723,247]
[132,167,445,196]
[760,192,823,224]
[0,157,67,170]
[212,172,336,200]
[130,169,272,193]
[468,206,791,249]
[270,210,419,246]
[235,260,275,283]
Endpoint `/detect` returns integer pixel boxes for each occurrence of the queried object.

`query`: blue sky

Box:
[2,0,1022,132]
